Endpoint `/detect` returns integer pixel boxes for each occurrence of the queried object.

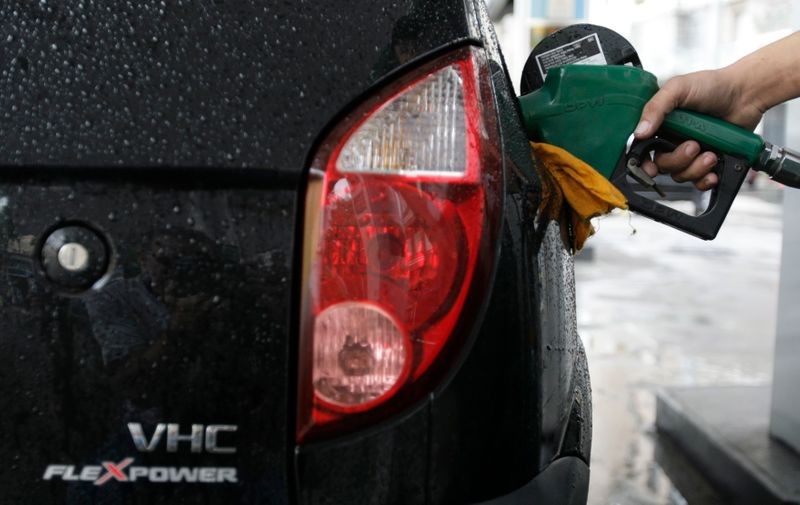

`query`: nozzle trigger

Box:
[625,158,667,198]
[610,137,751,240]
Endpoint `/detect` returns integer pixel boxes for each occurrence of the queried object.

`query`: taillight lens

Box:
[298,46,502,441]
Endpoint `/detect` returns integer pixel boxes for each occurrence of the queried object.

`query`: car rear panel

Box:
[0,174,295,503]
[0,1,480,504]
[0,1,587,504]
[0,1,476,173]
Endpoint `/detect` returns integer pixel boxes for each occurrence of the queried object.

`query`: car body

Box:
[0,1,590,504]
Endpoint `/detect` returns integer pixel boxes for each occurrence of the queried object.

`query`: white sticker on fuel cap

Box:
[535,33,607,80]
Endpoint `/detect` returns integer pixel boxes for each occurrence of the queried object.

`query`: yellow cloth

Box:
[532,142,628,252]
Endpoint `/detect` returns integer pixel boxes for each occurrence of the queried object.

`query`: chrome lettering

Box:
[166,424,204,453]
[204,425,237,454]
[128,423,166,453]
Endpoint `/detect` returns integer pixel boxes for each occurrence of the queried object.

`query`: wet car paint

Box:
[0,1,474,173]
[0,1,589,504]
[0,174,296,503]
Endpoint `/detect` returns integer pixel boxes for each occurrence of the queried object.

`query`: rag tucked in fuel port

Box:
[40,225,110,290]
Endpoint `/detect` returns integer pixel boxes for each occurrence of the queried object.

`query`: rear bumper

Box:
[473,457,589,505]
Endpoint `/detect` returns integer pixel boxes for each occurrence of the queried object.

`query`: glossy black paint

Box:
[0,1,590,504]
[473,456,590,505]
[0,174,295,504]
[0,0,474,174]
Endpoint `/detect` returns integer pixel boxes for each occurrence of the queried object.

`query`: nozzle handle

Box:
[608,109,763,240]
[662,109,764,165]
[610,137,750,240]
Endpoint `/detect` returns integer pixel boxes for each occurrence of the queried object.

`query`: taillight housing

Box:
[298,46,502,442]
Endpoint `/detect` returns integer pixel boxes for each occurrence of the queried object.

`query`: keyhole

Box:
[57,243,90,272]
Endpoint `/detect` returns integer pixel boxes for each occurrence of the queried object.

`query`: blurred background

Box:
[485,1,800,504]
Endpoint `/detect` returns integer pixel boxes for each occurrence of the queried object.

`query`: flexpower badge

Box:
[42,423,239,486]
[42,460,237,485]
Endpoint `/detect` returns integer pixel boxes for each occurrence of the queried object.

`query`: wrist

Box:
[718,63,766,114]
[725,32,800,112]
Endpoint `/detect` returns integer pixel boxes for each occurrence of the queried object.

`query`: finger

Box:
[694,172,719,191]
[670,151,718,183]
[635,78,687,139]
[641,159,659,178]
[653,141,701,173]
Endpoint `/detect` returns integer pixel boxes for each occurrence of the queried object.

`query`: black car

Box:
[0,1,591,504]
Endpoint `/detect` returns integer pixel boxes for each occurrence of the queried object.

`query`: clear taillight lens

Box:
[313,303,410,409]
[336,65,468,177]
[298,46,502,441]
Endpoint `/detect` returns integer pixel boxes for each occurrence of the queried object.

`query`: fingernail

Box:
[703,153,717,166]
[685,143,700,156]
[634,120,651,136]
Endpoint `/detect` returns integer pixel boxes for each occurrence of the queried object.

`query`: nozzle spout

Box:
[757,143,800,188]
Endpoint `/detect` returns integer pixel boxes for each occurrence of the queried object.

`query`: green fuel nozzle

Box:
[518,64,800,240]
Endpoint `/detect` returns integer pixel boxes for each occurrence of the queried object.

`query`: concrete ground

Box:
[575,181,784,505]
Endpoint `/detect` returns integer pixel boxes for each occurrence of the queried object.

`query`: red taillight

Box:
[298,46,501,441]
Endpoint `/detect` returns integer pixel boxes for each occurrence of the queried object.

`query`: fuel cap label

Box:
[535,33,607,80]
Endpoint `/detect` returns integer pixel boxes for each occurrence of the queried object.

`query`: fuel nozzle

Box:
[757,143,800,188]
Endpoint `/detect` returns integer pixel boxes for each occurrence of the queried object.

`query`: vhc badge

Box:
[127,423,237,454]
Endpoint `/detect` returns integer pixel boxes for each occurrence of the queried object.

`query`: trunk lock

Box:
[41,225,109,290]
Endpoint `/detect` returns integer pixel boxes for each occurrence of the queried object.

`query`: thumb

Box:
[635,78,686,139]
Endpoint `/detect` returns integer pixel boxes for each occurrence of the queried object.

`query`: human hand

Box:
[634,68,766,191]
